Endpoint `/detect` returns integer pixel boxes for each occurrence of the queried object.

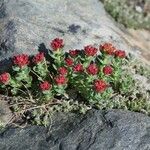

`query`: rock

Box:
[135,6,143,13]
[0,109,150,150]
[0,96,13,127]
[0,0,142,72]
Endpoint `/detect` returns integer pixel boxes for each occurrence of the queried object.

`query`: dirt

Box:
[127,29,150,62]
[115,28,150,64]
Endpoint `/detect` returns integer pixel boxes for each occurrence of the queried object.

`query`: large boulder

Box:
[0,109,150,150]
[0,0,142,72]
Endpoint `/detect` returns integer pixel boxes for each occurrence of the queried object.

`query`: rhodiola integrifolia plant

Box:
[0,38,134,125]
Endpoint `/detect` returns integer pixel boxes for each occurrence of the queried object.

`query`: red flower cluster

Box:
[58,67,68,75]
[50,38,64,50]
[86,64,99,75]
[99,43,116,55]
[93,79,107,92]
[84,45,98,56]
[40,81,52,91]
[55,75,67,85]
[13,54,29,68]
[115,50,126,58]
[0,73,10,84]
[33,52,45,64]
[65,58,74,66]
[69,49,79,57]
[73,63,83,72]
[1,38,127,104]
[103,66,113,75]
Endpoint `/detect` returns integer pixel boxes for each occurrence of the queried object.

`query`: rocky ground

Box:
[0,0,150,149]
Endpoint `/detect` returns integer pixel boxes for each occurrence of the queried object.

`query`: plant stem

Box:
[30,70,44,82]
[21,82,35,103]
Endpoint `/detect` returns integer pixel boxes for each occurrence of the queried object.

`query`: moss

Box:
[101,0,150,29]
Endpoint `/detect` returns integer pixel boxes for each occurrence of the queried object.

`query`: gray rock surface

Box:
[0,0,141,72]
[0,98,13,127]
[0,109,150,150]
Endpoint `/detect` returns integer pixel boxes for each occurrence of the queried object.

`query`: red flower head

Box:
[115,50,126,58]
[84,45,98,57]
[0,72,10,84]
[99,43,116,55]
[73,63,84,72]
[93,79,108,93]
[58,67,68,75]
[103,66,113,75]
[33,52,45,64]
[86,64,99,75]
[13,54,29,68]
[65,58,74,66]
[50,38,64,50]
[55,75,67,85]
[69,49,79,57]
[39,81,52,91]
